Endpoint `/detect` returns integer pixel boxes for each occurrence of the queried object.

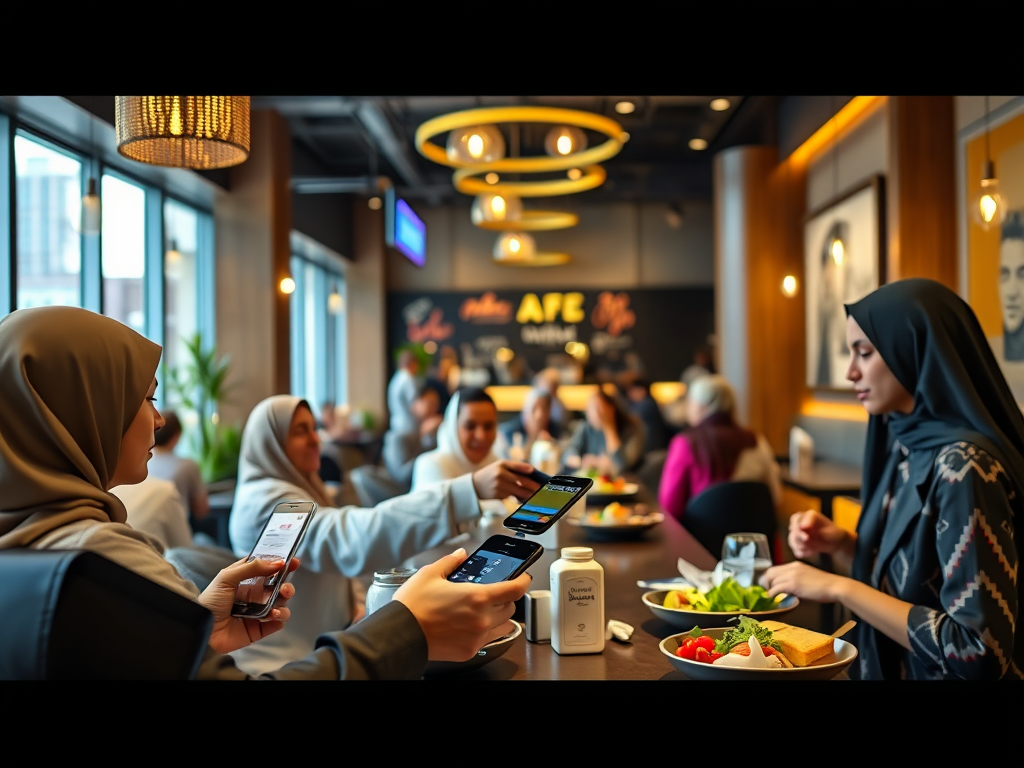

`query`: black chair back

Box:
[0,549,213,680]
[683,481,778,561]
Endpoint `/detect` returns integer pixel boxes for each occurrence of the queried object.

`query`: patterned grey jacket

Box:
[851,439,1022,680]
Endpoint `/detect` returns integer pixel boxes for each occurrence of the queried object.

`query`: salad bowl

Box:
[660,626,857,681]
[643,589,799,630]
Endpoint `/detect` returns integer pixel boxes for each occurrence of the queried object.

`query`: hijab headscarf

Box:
[234,395,335,513]
[0,306,161,549]
[846,278,1024,674]
[411,389,498,492]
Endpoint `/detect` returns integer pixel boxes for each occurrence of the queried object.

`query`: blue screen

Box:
[394,198,426,266]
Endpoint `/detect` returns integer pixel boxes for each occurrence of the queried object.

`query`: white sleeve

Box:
[293,473,481,579]
[159,487,196,549]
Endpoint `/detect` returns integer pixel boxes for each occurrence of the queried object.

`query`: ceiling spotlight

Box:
[688,138,708,151]
[710,98,731,111]
[615,101,635,115]
[485,172,499,184]
[367,196,382,210]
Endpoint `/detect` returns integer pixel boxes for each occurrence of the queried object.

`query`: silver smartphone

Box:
[230,500,317,619]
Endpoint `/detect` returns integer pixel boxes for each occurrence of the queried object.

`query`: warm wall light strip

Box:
[800,399,869,422]
[486,382,684,412]
[788,96,884,165]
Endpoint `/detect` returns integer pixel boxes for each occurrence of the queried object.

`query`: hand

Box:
[420,414,443,438]
[759,560,847,604]
[393,548,532,662]
[472,459,541,501]
[788,509,850,559]
[198,556,301,654]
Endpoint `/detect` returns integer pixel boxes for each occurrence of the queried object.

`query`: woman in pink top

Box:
[658,374,782,522]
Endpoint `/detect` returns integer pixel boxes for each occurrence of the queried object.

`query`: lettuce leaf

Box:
[714,616,782,654]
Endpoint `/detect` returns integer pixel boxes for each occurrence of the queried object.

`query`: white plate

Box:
[566,511,664,540]
[660,626,857,680]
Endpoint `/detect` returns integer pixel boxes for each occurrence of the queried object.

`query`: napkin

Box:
[677,557,716,592]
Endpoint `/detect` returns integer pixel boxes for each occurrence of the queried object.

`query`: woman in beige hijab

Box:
[229,392,541,676]
[0,306,532,679]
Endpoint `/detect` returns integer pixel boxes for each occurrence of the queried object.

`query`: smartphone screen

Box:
[503,475,593,535]
[232,501,317,618]
[447,535,543,584]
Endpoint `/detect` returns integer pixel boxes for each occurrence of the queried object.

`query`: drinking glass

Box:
[721,533,772,588]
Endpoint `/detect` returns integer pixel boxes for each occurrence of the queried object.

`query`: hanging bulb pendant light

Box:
[972,96,1008,231]
[826,96,845,263]
[81,177,101,236]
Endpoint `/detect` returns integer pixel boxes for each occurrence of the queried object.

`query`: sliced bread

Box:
[759,620,834,667]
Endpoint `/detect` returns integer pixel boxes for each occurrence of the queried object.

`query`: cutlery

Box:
[636,577,692,590]
[830,619,857,639]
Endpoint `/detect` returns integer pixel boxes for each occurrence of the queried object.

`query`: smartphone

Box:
[502,474,593,536]
[230,500,317,619]
[446,534,544,584]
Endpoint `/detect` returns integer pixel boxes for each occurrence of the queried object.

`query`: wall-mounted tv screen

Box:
[385,188,426,267]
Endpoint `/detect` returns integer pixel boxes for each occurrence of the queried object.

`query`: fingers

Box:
[481,571,533,604]
[431,548,468,578]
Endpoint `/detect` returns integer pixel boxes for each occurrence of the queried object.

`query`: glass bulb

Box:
[782,275,798,297]
[280,277,296,294]
[544,125,587,158]
[446,125,506,164]
[830,237,845,266]
[972,162,1009,231]
[81,177,101,236]
[471,193,522,225]
[493,231,536,261]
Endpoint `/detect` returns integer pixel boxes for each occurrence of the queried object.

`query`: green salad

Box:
[661,577,783,613]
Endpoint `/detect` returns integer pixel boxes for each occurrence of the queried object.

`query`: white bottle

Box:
[508,432,526,462]
[550,546,605,655]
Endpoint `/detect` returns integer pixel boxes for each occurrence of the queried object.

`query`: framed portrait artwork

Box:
[958,96,1024,408]
[804,175,886,389]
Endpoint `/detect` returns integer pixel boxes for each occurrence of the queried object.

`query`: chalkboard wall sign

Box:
[387,287,715,385]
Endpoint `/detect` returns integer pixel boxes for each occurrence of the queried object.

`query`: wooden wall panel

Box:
[886,96,958,288]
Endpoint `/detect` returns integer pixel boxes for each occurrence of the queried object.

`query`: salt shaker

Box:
[365,567,418,616]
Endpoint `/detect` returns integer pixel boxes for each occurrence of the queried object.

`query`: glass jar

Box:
[365,567,418,616]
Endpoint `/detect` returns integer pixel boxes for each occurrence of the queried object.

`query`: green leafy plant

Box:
[164,332,242,483]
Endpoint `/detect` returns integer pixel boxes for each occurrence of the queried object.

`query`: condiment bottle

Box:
[549,546,605,655]
[365,567,418,616]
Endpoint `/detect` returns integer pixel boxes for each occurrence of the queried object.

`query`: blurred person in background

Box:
[625,378,672,455]
[494,386,560,462]
[563,387,646,477]
[382,383,444,491]
[387,347,423,436]
[149,410,210,528]
[658,374,781,523]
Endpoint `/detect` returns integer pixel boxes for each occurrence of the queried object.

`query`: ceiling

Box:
[252,95,776,211]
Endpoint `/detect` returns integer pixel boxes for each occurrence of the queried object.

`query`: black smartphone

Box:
[446,534,544,584]
[231,500,317,619]
[502,474,593,536]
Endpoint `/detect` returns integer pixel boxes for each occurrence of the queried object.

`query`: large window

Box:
[13,133,83,309]
[289,240,347,413]
[163,198,200,378]
[100,173,147,335]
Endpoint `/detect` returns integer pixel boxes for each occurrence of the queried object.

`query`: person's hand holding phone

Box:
[472,459,542,502]
[199,555,302,654]
[393,547,532,662]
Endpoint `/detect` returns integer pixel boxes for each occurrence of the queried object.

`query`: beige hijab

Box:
[0,306,161,549]
[234,395,334,510]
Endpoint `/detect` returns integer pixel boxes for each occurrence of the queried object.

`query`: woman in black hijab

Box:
[762,278,1024,680]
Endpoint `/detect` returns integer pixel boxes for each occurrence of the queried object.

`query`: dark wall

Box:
[777,96,855,159]
[387,287,715,384]
[291,192,353,259]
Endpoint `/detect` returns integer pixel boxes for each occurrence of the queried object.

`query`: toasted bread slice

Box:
[759,620,834,667]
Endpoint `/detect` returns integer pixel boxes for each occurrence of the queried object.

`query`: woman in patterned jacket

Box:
[762,278,1023,680]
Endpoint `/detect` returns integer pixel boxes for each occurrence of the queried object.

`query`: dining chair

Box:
[0,549,213,680]
[682,480,780,564]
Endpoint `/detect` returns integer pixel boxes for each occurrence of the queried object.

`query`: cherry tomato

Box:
[694,635,716,652]
[676,638,698,660]
[709,652,724,662]
[695,647,712,664]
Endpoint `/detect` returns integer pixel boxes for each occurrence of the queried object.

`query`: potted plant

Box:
[164,332,242,485]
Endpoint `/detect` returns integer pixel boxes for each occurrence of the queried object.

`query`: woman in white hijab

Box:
[0,306,533,680]
[228,392,539,676]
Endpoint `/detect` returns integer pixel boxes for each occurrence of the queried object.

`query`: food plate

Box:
[566,508,664,541]
[588,482,640,501]
[659,626,857,680]
[423,621,522,677]
[643,589,799,630]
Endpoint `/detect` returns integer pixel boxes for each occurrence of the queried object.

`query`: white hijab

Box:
[410,390,498,493]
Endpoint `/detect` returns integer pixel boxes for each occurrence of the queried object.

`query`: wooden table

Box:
[403,490,833,680]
